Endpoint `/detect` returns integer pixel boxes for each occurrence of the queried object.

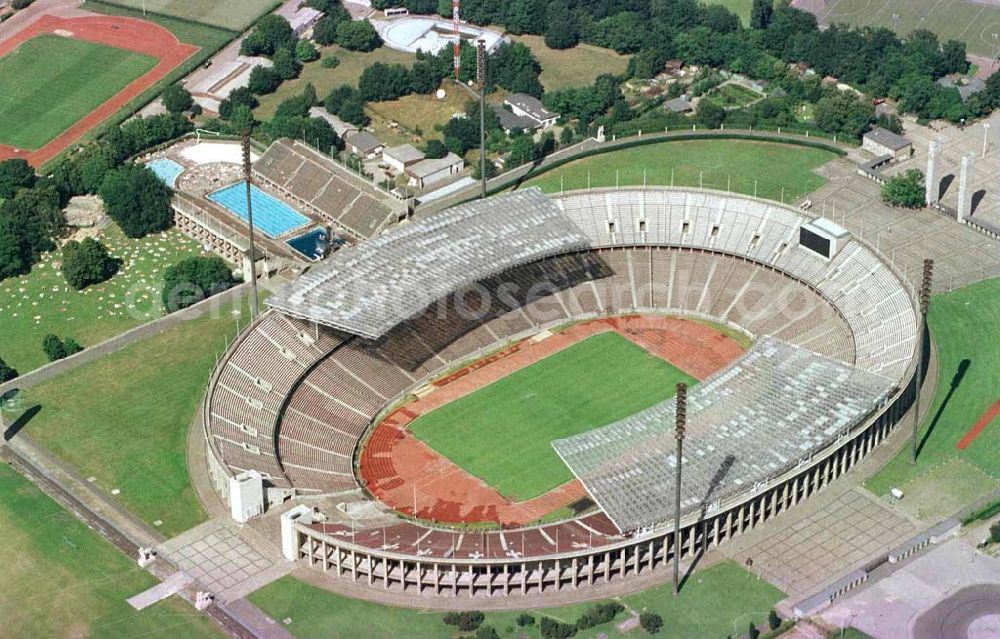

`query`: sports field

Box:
[250,561,784,639]
[0,464,222,638]
[409,332,695,501]
[0,35,156,151]
[521,139,837,203]
[804,0,1000,58]
[6,293,256,536]
[867,278,1000,509]
[90,0,278,31]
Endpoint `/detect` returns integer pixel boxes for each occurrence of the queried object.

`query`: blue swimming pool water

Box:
[147,158,184,188]
[208,182,310,239]
[286,228,345,261]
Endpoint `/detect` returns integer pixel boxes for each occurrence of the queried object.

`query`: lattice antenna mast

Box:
[672,382,687,597]
[910,258,933,464]
[241,130,261,320]
[477,39,487,200]
[452,0,461,79]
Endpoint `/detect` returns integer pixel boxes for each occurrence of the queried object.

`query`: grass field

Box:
[0,35,156,150]
[0,226,206,374]
[255,44,416,120]
[0,463,222,638]
[811,0,1000,58]
[510,35,631,91]
[708,0,753,23]
[89,0,278,31]
[521,139,837,202]
[250,560,783,639]
[867,278,1000,505]
[367,87,471,144]
[409,332,695,501]
[6,294,255,537]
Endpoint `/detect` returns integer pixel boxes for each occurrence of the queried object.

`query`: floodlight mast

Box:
[476,39,487,200]
[241,130,261,320]
[452,0,461,79]
[910,259,933,464]
[672,382,687,597]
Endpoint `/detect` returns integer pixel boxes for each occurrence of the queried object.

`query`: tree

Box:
[61,238,119,290]
[0,159,35,199]
[162,255,237,313]
[409,61,439,94]
[1,186,64,260]
[544,2,578,49]
[295,38,320,62]
[42,334,82,362]
[162,84,193,114]
[697,98,726,128]
[750,0,774,30]
[442,611,485,632]
[639,612,663,634]
[768,610,781,631]
[881,169,926,208]
[248,66,282,95]
[475,626,499,639]
[814,90,874,139]
[272,47,302,80]
[942,39,969,74]
[312,15,339,46]
[991,520,1000,544]
[424,139,448,159]
[98,164,173,238]
[219,87,259,120]
[337,19,382,52]
[359,63,411,101]
[0,355,16,383]
[748,622,760,639]
[559,126,574,146]
[516,613,535,627]
[509,134,535,167]
[239,15,294,57]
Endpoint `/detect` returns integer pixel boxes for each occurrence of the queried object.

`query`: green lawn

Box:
[705,83,764,109]
[511,35,631,91]
[7,294,255,536]
[84,1,238,49]
[0,226,206,374]
[0,463,222,638]
[88,0,278,31]
[409,332,695,501]
[250,560,784,639]
[520,140,836,202]
[867,278,1000,498]
[0,35,156,150]
[708,0,753,23]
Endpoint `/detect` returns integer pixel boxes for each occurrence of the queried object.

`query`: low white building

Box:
[384,143,425,172]
[863,127,912,162]
[345,131,385,159]
[308,107,358,138]
[504,93,559,129]
[406,153,463,189]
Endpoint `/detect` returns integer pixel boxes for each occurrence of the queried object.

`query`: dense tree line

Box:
[162,255,238,312]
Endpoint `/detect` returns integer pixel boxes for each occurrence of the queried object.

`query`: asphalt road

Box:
[911,583,1000,639]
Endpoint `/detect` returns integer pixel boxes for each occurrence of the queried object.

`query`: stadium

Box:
[200,173,923,602]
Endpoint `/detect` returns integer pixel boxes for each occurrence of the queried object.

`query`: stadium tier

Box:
[202,187,922,601]
[252,139,406,240]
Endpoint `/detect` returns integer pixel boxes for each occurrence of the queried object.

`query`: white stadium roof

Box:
[552,337,897,533]
[266,188,591,338]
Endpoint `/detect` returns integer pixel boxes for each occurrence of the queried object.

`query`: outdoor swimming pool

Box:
[147,158,184,188]
[286,228,344,261]
[208,182,310,239]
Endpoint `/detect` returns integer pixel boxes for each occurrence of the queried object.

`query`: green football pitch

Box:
[409,332,696,501]
[0,35,156,151]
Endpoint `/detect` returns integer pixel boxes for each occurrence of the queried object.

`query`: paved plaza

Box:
[156,518,294,603]
[819,538,1000,639]
[720,487,918,598]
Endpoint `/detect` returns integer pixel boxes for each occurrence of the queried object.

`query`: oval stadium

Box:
[201,179,922,604]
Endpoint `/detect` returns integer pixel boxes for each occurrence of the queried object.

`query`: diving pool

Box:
[147,158,184,188]
[207,182,310,239]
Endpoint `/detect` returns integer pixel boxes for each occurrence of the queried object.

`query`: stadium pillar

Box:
[925,138,942,206]
[241,131,261,320]
[957,153,975,221]
[910,259,934,465]
[673,382,687,597]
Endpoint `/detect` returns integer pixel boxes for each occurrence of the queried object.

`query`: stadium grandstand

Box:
[200,186,922,601]
[252,139,407,240]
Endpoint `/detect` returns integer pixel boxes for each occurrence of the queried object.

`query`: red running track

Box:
[957,399,1000,450]
[360,316,747,526]
[0,15,198,167]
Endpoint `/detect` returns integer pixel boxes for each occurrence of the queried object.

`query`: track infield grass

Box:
[0,464,222,638]
[408,331,696,501]
[6,294,256,537]
[0,35,157,150]
[250,560,783,639]
[520,139,837,203]
[867,278,1000,498]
